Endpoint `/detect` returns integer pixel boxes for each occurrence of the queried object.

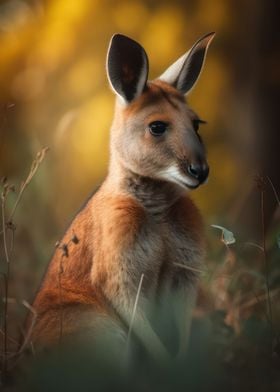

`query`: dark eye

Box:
[192,119,206,132]
[148,121,168,136]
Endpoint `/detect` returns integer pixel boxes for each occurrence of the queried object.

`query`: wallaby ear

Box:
[106,34,149,103]
[159,32,215,95]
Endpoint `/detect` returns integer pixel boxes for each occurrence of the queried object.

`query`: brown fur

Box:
[27,40,211,360]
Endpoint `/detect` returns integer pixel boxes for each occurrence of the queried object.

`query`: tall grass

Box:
[0,153,279,391]
[0,148,48,385]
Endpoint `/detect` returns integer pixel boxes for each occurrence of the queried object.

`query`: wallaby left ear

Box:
[107,34,149,104]
[159,32,215,95]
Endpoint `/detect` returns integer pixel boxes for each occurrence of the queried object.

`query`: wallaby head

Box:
[106,33,215,191]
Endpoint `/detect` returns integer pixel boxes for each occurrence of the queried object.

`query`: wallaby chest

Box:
[92,180,203,297]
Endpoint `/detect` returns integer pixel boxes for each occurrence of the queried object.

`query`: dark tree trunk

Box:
[229,0,280,240]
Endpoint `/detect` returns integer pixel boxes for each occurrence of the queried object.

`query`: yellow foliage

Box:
[70,92,112,167]
[142,6,186,72]
[197,0,232,31]
[32,0,94,69]
[190,56,229,121]
[63,56,102,99]
[112,1,149,36]
[0,0,237,223]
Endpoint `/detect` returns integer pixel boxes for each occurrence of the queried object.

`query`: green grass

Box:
[1,151,280,391]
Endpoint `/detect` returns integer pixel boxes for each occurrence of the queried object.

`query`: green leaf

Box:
[211,224,236,245]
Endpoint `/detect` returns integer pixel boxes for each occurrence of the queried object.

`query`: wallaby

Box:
[26,32,215,362]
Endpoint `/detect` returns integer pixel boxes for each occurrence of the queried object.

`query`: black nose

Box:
[187,163,209,183]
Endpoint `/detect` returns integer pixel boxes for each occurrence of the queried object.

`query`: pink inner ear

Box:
[122,65,136,84]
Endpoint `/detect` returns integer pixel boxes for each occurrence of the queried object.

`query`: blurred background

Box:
[0,0,279,388]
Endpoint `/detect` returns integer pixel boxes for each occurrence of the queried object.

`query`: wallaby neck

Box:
[105,157,184,217]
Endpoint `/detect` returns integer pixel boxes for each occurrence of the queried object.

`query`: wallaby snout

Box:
[188,161,209,184]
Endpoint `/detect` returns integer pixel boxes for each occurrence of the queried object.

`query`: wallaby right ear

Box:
[106,34,149,104]
[158,32,215,95]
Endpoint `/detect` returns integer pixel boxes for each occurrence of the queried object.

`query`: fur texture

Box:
[26,34,214,361]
